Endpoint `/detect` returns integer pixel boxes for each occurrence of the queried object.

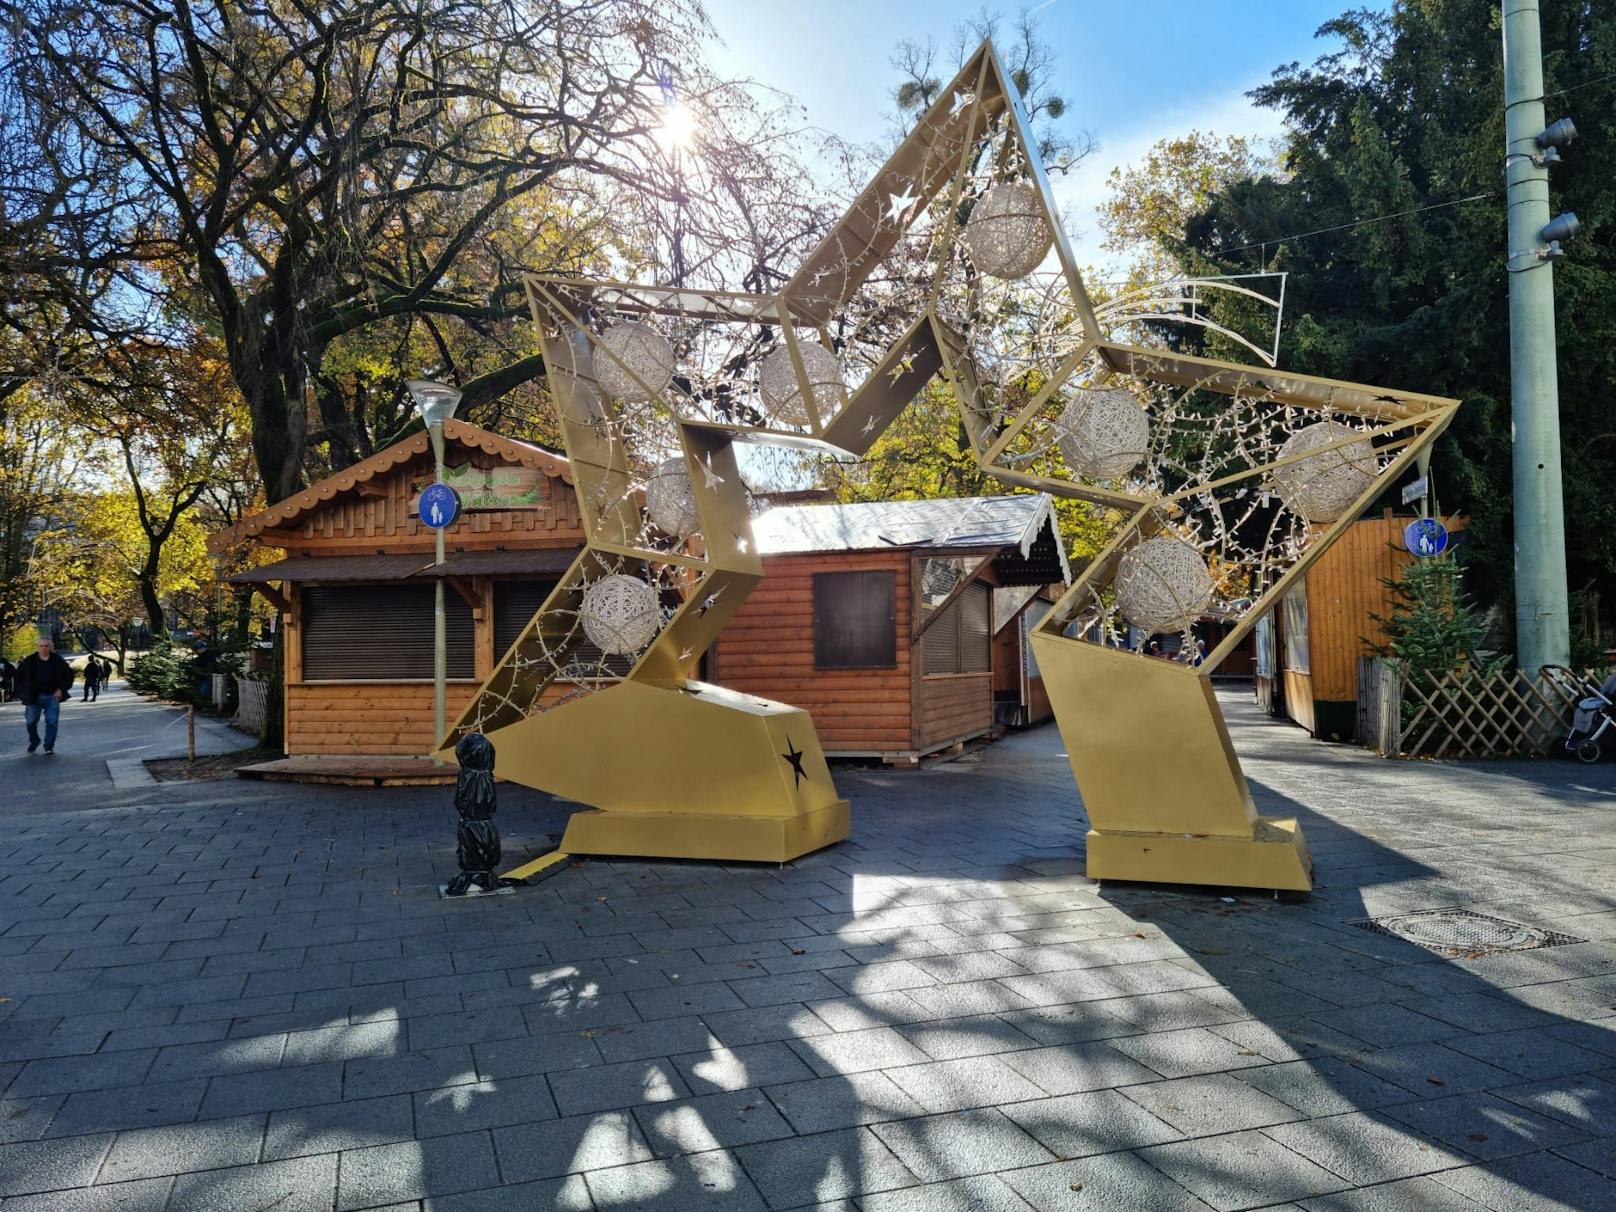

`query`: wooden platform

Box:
[236,756,456,787]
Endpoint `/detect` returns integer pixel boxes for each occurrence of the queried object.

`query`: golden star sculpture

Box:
[441,41,1457,888]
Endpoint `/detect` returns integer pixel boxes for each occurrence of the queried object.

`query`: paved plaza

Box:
[3,686,1616,1210]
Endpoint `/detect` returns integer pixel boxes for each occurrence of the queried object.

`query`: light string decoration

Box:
[441,40,1458,887]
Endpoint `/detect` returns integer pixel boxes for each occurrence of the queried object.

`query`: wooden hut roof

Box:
[208,420,571,552]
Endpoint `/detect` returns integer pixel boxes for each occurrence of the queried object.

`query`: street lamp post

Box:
[406,379,463,765]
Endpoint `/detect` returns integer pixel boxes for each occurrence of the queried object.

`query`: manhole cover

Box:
[1349,909,1585,958]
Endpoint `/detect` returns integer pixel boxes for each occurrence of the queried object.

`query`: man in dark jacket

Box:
[16,637,73,754]
[82,655,102,702]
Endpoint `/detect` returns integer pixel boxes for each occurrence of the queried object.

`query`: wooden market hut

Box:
[1255,509,1468,741]
[207,420,585,766]
[709,495,1071,763]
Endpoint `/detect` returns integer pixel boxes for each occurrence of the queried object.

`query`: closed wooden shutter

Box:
[493,580,558,660]
[301,584,474,681]
[813,571,897,669]
[924,581,992,674]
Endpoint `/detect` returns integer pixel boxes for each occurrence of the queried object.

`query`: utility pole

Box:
[1502,0,1572,673]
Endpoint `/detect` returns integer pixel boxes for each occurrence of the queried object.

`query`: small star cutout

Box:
[861,414,878,436]
[734,534,750,554]
[781,737,807,789]
[950,90,975,116]
[678,647,694,662]
[886,353,915,384]
[885,187,918,223]
[702,455,725,490]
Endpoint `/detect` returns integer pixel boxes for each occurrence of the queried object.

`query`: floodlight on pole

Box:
[407,378,462,766]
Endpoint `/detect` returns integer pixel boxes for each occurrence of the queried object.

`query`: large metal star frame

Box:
[443,40,1458,888]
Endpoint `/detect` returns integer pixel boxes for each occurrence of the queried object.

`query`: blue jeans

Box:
[25,697,59,748]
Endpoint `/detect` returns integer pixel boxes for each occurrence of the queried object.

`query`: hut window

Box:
[301,584,474,681]
[1282,584,1310,674]
[812,571,897,669]
[924,581,992,675]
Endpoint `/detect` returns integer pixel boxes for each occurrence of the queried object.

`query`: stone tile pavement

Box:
[2,690,1616,1209]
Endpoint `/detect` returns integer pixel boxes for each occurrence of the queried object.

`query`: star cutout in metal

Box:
[885,186,919,223]
[781,737,807,789]
[886,353,916,384]
[949,89,975,116]
[702,455,725,490]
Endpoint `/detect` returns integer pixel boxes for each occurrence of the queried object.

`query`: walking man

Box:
[82,655,101,702]
[16,637,73,754]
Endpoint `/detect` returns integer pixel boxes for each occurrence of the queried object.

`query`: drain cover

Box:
[1350,909,1585,958]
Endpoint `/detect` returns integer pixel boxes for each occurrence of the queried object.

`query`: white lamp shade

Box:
[1115,538,1214,635]
[1054,387,1150,480]
[963,181,1054,279]
[405,379,462,428]
[594,322,675,403]
[759,341,841,427]
[579,574,662,656]
[645,456,701,538]
[1272,422,1378,523]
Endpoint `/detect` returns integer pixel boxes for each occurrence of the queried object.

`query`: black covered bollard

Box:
[443,732,505,897]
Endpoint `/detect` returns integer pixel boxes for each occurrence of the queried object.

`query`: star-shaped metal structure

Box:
[781,738,807,789]
[442,40,1457,888]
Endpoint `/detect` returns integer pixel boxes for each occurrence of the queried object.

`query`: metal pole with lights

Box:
[406,379,463,764]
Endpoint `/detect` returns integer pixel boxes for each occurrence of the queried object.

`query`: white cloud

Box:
[1051,80,1289,276]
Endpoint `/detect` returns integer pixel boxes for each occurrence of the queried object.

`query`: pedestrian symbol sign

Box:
[417,482,461,530]
[1403,517,1449,557]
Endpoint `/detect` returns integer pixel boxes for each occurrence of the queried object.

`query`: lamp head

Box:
[1535,117,1577,149]
[405,379,462,428]
[1540,212,1581,245]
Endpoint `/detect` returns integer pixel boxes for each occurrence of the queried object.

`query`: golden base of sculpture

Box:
[468,679,850,865]
[1086,816,1312,893]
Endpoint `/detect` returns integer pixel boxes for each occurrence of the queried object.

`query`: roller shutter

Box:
[923,582,991,674]
[813,571,897,669]
[301,584,474,681]
[493,580,558,660]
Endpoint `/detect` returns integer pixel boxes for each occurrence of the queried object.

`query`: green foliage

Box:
[5,623,40,663]
[126,646,196,704]
[1371,555,1495,693]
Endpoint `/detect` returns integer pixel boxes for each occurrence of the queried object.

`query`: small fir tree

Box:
[1370,554,1494,695]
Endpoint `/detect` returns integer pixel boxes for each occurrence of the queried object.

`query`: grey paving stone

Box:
[1551,1135,1616,1179]
[1001,1150,1214,1212]
[698,1003,834,1048]
[282,1020,405,1065]
[870,1108,1055,1182]
[343,1046,478,1100]
[1140,1129,1353,1211]
[884,1055,1046,1113]
[1381,1091,1592,1161]
[0,1094,64,1143]
[1264,1110,1472,1185]
[1234,1056,1415,1119]
[405,1006,527,1051]
[336,1129,500,1210]
[1310,1004,1468,1049]
[764,1070,926,1134]
[996,1001,1137,1046]
[264,1093,414,1159]
[1431,1148,1616,1211]
[97,1113,265,1184]
[1296,1175,1487,1211]
[634,1088,796,1155]
[806,992,932,1032]
[427,1174,593,1211]
[472,1031,601,1080]
[0,1131,111,1196]
[1394,992,1560,1035]
[788,1027,930,1077]
[859,1173,1038,1212]
[143,1033,286,1084]
[992,1041,1158,1097]
[585,1147,768,1211]
[1441,1027,1610,1081]
[167,1151,338,1212]
[891,1013,1039,1060]
[493,1109,655,1183]
[1003,1088,1183,1158]
[735,1126,920,1206]
[1122,1072,1305,1137]
[671,1040,817,1093]
[903,979,1033,1019]
[1207,1017,1363,1063]
[593,1015,716,1063]
[547,1057,690,1116]
[629,982,748,1021]
[1108,1026,1277,1080]
[1490,1072,1616,1133]
[413,1073,559,1136]
[0,1175,172,1212]
[45,1078,206,1136]
[198,1059,343,1117]
[1348,1044,1518,1100]
[5,1049,155,1099]
[824,960,938,996]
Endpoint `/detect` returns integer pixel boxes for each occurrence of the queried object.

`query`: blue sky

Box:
[702,0,1382,269]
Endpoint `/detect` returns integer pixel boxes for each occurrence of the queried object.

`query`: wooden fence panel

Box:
[1362,659,1583,759]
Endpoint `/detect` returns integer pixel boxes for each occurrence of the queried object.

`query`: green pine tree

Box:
[1370,554,1496,699]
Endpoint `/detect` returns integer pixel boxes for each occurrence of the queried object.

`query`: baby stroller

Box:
[1565,671,1616,763]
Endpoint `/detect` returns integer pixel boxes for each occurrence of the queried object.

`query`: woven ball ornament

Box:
[593,322,675,403]
[1115,538,1215,635]
[1271,421,1378,523]
[579,574,661,656]
[963,181,1054,279]
[1054,388,1150,480]
[759,341,841,427]
[645,457,701,538]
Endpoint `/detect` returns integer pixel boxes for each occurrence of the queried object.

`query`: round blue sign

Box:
[1403,517,1449,558]
[417,482,461,530]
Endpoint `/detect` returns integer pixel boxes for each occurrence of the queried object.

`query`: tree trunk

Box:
[139,555,165,638]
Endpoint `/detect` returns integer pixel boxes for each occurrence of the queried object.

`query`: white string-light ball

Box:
[645,457,701,538]
[1115,538,1214,634]
[964,181,1053,279]
[579,574,662,656]
[1054,388,1150,480]
[759,341,841,427]
[593,322,675,403]
[1272,421,1378,522]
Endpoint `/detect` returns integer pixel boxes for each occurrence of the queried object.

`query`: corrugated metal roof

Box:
[753,494,1052,556]
[229,548,583,583]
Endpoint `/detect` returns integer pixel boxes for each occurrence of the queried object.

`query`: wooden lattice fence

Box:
[234,675,269,739]
[1358,658,1587,759]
